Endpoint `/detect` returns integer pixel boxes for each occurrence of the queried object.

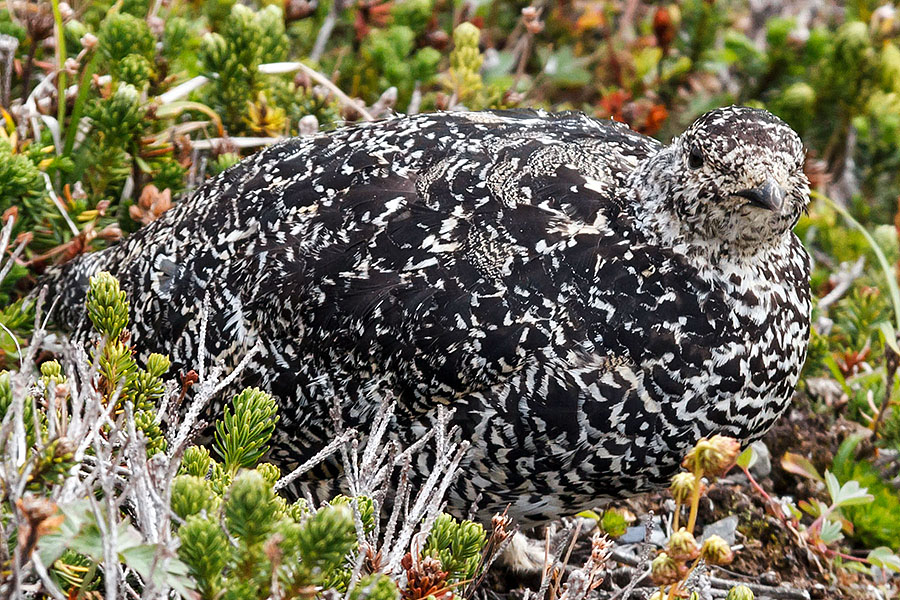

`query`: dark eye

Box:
[688,145,704,169]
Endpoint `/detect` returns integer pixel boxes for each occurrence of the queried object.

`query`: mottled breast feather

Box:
[48,109,810,524]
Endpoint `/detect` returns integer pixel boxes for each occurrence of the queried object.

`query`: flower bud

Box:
[700,535,734,565]
[525,19,544,35]
[670,472,698,504]
[683,435,741,476]
[299,114,319,136]
[726,585,755,600]
[667,528,700,561]
[147,15,165,37]
[453,22,481,50]
[15,231,32,246]
[653,6,676,50]
[80,32,98,49]
[650,552,684,585]
[491,512,512,533]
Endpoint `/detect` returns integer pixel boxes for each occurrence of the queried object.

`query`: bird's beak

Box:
[733,178,784,212]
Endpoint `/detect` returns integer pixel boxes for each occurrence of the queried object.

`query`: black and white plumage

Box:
[50,106,811,524]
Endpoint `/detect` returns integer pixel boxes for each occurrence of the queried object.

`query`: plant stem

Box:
[510,33,533,92]
[50,0,67,150]
[807,504,837,539]
[285,62,374,121]
[825,548,870,564]
[821,115,851,182]
[63,51,98,157]
[670,558,702,600]
[310,0,348,62]
[20,43,36,105]
[742,466,779,513]
[0,35,18,109]
[686,470,703,534]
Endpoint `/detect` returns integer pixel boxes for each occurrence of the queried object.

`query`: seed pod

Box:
[667,528,700,561]
[669,472,698,504]
[726,584,755,600]
[683,435,741,476]
[650,552,684,585]
[700,534,734,566]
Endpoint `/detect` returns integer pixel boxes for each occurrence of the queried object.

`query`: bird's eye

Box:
[688,146,704,169]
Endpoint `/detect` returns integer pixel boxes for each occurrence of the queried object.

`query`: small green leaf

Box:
[822,354,850,392]
[798,499,825,518]
[819,519,845,544]
[134,155,152,174]
[877,321,900,354]
[600,508,629,538]
[826,472,874,507]
[868,547,900,572]
[840,560,871,574]
[781,452,823,483]
[825,470,841,503]
[783,501,802,521]
[736,446,757,470]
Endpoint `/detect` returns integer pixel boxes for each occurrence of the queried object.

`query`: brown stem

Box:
[20,42,36,104]
[510,33,533,91]
[824,548,870,563]
[686,469,703,534]
[822,115,851,182]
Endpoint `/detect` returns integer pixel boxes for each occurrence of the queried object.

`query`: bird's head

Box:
[636,106,809,255]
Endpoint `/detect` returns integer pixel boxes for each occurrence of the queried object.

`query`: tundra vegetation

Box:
[1,0,900,598]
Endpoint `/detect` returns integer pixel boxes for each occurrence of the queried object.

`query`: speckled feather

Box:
[49,107,811,524]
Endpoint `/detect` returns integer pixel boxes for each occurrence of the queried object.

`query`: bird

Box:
[47,106,811,526]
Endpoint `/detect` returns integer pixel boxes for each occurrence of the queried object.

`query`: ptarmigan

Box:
[49,106,811,524]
